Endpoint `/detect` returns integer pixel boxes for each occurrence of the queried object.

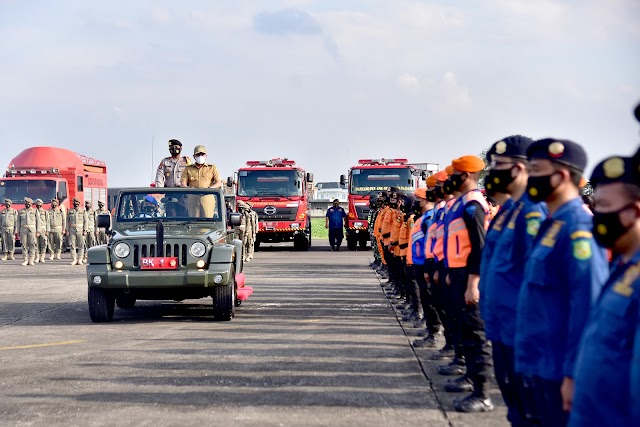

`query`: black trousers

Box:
[328,228,344,248]
[449,267,492,396]
[429,261,454,349]
[520,376,568,427]
[413,263,441,333]
[493,341,529,427]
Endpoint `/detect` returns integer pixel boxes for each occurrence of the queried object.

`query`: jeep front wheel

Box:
[88,288,115,322]
[213,280,235,321]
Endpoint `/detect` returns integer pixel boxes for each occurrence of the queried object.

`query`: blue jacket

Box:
[487,196,547,346]
[326,206,346,229]
[569,250,640,427]
[479,197,516,342]
[410,209,433,265]
[632,294,640,426]
[514,197,608,380]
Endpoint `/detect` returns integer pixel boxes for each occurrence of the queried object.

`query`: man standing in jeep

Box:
[180,145,223,218]
[155,139,192,188]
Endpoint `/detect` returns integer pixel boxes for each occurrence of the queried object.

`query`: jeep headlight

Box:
[114,242,130,258]
[190,242,206,258]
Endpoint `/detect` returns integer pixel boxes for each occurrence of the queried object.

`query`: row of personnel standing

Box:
[0,197,110,266]
[368,126,640,425]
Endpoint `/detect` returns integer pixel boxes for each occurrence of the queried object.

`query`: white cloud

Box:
[150,6,173,25]
[441,72,472,112]
[397,73,420,91]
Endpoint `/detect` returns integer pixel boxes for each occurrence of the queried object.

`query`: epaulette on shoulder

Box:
[571,230,592,240]
[525,212,542,219]
[184,156,192,166]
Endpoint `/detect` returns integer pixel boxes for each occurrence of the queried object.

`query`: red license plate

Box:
[140,257,179,270]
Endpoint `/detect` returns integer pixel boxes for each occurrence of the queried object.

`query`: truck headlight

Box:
[114,242,130,258]
[190,242,206,257]
[290,223,300,229]
[354,222,363,228]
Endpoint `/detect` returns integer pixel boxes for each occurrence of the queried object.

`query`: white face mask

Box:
[195,155,206,165]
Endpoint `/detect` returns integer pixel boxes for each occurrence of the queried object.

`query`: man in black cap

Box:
[155,139,192,188]
[325,199,347,251]
[568,154,640,427]
[514,138,609,425]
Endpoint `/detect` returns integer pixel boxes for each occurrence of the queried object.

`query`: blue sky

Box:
[1,0,638,187]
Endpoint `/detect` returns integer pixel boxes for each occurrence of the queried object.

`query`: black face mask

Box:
[170,147,181,156]
[434,186,445,199]
[593,204,636,248]
[443,179,454,195]
[490,167,516,194]
[25,203,32,208]
[449,174,464,192]
[527,173,559,203]
[426,190,437,203]
[484,170,497,197]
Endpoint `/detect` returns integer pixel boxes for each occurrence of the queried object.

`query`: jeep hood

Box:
[113,227,225,240]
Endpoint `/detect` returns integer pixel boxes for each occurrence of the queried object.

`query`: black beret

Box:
[490,135,534,160]
[527,138,588,172]
[632,147,640,180]
[590,155,638,188]
[634,102,640,123]
[168,139,182,147]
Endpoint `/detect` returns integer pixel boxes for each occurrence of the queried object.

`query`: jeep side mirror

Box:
[97,213,111,231]
[226,176,234,187]
[340,174,347,187]
[229,213,242,227]
[306,173,314,183]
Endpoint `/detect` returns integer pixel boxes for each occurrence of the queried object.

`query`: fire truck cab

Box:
[232,158,314,251]
[340,158,420,251]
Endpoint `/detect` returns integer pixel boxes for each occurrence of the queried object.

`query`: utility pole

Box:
[151,136,155,184]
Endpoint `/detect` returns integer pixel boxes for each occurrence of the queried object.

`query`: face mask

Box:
[195,155,206,165]
[434,186,444,199]
[74,203,80,208]
[52,203,58,208]
[170,146,181,156]
[426,190,436,203]
[333,203,339,208]
[443,178,454,195]
[25,203,32,208]
[490,167,516,193]
[593,204,637,248]
[449,173,467,193]
[484,170,497,197]
[527,173,558,202]
[36,205,42,209]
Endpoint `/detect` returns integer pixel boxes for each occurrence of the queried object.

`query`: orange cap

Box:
[426,175,438,187]
[414,188,428,199]
[445,165,455,175]
[433,170,449,182]
[452,155,486,173]
[579,176,588,188]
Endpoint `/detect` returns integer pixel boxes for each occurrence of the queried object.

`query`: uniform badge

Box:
[572,239,592,261]
[495,141,507,154]
[548,142,565,158]
[526,219,541,236]
[602,157,625,179]
[528,187,539,197]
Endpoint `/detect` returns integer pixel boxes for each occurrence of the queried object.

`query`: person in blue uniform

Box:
[631,144,640,427]
[482,136,549,426]
[515,139,609,427]
[325,199,347,251]
[568,153,640,427]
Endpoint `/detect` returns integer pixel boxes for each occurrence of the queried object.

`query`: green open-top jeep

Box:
[86,187,249,322]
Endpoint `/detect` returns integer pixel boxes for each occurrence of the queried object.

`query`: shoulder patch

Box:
[525,212,542,219]
[572,239,592,261]
[526,218,541,236]
[571,230,593,240]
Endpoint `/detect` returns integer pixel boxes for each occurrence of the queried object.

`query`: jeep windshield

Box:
[349,168,414,195]
[237,169,303,197]
[116,190,223,222]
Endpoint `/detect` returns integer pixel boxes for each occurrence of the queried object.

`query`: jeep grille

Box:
[133,243,188,267]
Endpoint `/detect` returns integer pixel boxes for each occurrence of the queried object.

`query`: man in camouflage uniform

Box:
[368,191,384,268]
[247,203,258,261]
[95,200,111,245]
[34,199,49,263]
[243,203,254,262]
[67,198,88,265]
[235,200,249,262]
[83,200,97,262]
[17,197,38,266]
[1,198,18,260]
[155,139,191,188]
[48,198,66,260]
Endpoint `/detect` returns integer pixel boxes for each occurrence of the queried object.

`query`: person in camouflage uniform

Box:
[234,201,248,261]
[95,200,111,245]
[17,197,39,266]
[34,199,50,263]
[247,204,258,261]
[67,198,88,265]
[83,200,97,262]
[368,191,384,268]
[1,198,18,260]
[48,198,66,260]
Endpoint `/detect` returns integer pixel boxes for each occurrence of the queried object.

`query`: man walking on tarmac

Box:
[1,198,18,260]
[155,139,191,188]
[442,156,494,413]
[325,199,347,251]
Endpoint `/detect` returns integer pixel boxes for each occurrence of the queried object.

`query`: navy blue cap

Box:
[590,155,638,187]
[490,135,533,160]
[144,195,158,206]
[527,138,588,172]
[634,102,640,123]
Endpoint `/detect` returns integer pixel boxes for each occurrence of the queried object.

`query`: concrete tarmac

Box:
[0,243,508,427]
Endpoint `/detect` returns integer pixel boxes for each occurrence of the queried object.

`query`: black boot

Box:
[413,334,439,349]
[430,345,455,360]
[444,375,474,393]
[453,393,494,413]
[437,358,466,376]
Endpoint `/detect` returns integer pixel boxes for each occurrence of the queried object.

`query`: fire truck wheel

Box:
[88,288,115,322]
[254,241,261,251]
[293,235,309,251]
[347,237,357,251]
[358,238,368,250]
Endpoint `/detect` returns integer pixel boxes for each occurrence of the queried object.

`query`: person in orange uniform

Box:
[387,190,406,300]
[399,194,419,321]
[442,155,494,413]
[382,189,402,296]
[373,196,389,279]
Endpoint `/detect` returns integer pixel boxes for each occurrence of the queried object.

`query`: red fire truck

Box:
[340,158,428,251]
[232,158,314,251]
[0,146,108,213]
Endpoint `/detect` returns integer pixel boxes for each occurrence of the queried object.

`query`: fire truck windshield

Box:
[0,179,57,203]
[350,168,414,195]
[237,169,303,197]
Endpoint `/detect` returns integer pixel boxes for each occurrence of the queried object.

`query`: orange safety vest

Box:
[390,209,402,246]
[381,208,394,246]
[424,200,446,260]
[374,207,385,239]
[398,214,412,258]
[445,190,489,268]
[432,198,457,263]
